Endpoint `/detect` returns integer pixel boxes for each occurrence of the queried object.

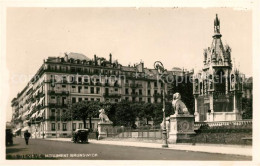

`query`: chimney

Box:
[65,53,68,62]
[141,62,144,72]
[109,53,112,63]
[94,54,97,65]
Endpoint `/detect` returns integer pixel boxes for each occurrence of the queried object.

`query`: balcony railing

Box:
[49,116,61,121]
[130,84,142,88]
[153,93,163,98]
[103,93,121,98]
[194,119,252,128]
[48,103,68,108]
[131,92,141,97]
[48,90,69,96]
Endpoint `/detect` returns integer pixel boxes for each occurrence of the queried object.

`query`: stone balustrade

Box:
[194,119,252,128]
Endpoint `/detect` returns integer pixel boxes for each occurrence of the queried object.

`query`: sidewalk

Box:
[41,137,252,157]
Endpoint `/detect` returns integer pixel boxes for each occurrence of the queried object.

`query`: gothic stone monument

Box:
[193,14,243,122]
[98,109,113,140]
[168,93,196,143]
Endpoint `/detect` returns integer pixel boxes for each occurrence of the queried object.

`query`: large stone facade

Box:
[11,52,191,138]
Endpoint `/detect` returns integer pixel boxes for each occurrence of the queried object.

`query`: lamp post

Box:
[154,61,168,148]
[67,98,73,136]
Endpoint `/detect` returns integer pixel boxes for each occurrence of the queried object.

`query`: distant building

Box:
[242,77,253,99]
[11,52,190,138]
[193,14,246,122]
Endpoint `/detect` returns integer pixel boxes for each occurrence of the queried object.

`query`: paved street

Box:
[6,138,251,160]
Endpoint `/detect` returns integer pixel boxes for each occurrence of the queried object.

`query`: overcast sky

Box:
[6,7,252,121]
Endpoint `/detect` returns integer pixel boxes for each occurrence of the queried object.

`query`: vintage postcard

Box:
[1,0,259,166]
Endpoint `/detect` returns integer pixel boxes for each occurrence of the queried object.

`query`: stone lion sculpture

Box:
[172,93,190,115]
[99,109,111,123]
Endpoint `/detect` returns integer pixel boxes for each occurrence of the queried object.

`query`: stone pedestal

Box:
[168,114,196,144]
[98,122,113,140]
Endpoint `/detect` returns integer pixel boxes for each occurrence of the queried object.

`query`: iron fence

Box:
[106,125,164,139]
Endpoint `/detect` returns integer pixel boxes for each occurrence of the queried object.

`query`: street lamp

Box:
[154,61,168,148]
[67,98,73,136]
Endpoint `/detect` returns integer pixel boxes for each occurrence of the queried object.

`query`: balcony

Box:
[103,93,121,98]
[49,116,61,121]
[130,84,142,88]
[35,92,45,99]
[153,93,163,98]
[95,82,102,86]
[48,90,69,96]
[131,92,141,97]
[71,81,83,85]
[48,103,68,108]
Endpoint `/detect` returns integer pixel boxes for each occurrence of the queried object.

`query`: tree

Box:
[87,101,101,131]
[242,98,252,119]
[115,101,136,127]
[61,101,101,130]
[152,102,173,126]
[139,103,154,125]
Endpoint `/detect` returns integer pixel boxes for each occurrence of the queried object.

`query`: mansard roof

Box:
[66,52,91,61]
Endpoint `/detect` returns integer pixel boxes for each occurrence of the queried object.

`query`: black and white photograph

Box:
[1,0,259,165]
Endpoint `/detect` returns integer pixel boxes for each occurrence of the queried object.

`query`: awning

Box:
[17,115,21,119]
[21,126,30,132]
[14,128,21,133]
[23,110,29,116]
[36,109,45,118]
[30,102,36,109]
[30,111,38,119]
[28,108,33,115]
[37,97,45,106]
[23,120,30,125]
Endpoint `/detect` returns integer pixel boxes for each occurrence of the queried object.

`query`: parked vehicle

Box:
[72,129,89,143]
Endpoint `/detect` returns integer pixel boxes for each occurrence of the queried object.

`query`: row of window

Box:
[51,122,96,131]
[51,85,161,96]
[49,74,164,88]
[72,97,100,103]
[51,123,67,131]
[49,96,101,106]
[124,97,161,103]
[49,65,120,75]
[72,123,95,130]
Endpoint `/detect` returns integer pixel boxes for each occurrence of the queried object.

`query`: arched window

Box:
[215,69,225,93]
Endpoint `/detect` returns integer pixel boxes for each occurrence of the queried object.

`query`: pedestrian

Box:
[24,130,31,145]
[95,129,99,140]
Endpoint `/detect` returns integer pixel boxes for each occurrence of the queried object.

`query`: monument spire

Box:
[213,14,222,38]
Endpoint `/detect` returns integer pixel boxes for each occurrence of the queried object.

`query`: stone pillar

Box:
[194,95,200,122]
[168,114,196,144]
[233,92,237,113]
[225,72,229,94]
[98,122,113,140]
[208,94,214,122]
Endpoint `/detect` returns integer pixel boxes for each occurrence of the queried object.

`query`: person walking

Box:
[95,129,99,140]
[24,130,31,145]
